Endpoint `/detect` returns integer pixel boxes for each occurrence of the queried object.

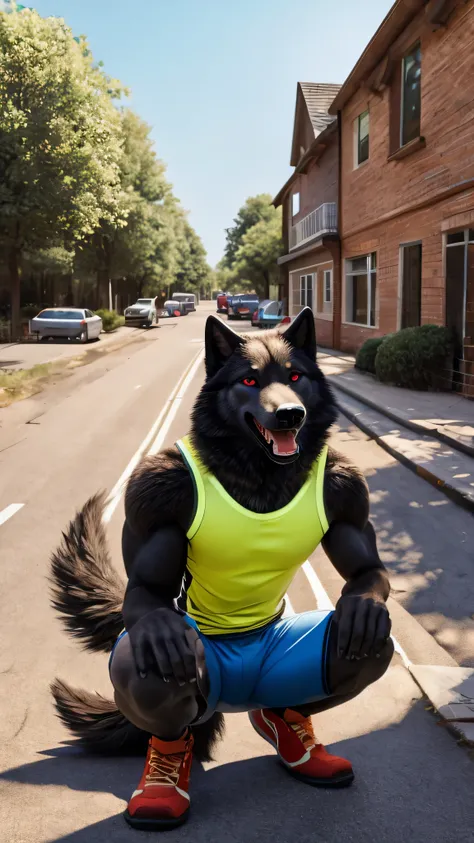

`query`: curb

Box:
[333,388,474,516]
[328,375,474,460]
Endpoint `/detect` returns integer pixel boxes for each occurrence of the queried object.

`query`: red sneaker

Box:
[124,730,193,830]
[249,708,354,788]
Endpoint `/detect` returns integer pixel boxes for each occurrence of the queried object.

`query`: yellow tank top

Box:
[176,435,329,636]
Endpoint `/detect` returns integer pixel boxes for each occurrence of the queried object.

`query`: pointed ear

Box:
[282,307,316,360]
[205,315,244,377]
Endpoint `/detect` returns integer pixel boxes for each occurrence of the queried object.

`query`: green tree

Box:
[232,210,283,299]
[172,214,210,295]
[223,194,276,267]
[0,7,125,335]
[79,108,177,303]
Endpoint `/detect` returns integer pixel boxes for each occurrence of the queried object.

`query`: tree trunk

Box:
[8,246,21,340]
[96,268,109,309]
[262,270,270,300]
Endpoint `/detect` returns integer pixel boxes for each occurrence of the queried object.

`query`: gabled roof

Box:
[290,82,341,166]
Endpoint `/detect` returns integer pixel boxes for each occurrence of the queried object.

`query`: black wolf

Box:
[49,309,386,762]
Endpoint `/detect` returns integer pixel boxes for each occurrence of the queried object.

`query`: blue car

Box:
[253,300,285,329]
[227,294,259,320]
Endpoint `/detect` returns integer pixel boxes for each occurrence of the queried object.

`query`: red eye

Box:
[290,372,301,382]
[243,377,257,387]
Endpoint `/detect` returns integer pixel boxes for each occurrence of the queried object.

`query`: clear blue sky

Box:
[31,0,392,267]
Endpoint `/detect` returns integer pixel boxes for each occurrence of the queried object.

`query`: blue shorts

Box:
[110,610,334,718]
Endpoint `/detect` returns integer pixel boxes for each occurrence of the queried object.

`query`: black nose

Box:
[275,403,306,429]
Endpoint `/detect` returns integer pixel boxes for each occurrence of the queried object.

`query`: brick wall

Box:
[338,0,474,354]
[341,1,474,238]
[284,140,339,234]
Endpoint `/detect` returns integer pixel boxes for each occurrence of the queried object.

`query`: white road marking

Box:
[0,503,24,526]
[283,594,295,616]
[301,559,412,667]
[148,350,204,455]
[103,347,205,524]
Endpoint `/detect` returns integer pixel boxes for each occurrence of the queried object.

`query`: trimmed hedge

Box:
[375,324,453,390]
[355,337,386,374]
[94,309,124,332]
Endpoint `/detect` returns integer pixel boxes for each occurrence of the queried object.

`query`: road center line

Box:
[0,503,24,526]
[103,347,205,524]
[301,560,412,667]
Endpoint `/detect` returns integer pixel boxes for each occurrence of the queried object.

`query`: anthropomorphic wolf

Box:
[50,309,393,832]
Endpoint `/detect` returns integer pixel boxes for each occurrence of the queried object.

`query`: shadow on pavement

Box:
[2,703,473,843]
[334,416,474,666]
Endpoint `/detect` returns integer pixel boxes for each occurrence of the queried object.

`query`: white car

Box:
[124,298,158,328]
[30,308,102,343]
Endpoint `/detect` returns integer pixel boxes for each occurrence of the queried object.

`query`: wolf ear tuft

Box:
[282,307,316,360]
[205,315,244,377]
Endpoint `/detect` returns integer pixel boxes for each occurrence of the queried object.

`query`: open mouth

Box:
[253,418,299,457]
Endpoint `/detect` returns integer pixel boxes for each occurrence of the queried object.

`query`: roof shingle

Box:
[299,82,342,136]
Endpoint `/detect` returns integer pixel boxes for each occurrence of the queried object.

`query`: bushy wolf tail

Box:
[50,491,125,653]
[50,493,225,761]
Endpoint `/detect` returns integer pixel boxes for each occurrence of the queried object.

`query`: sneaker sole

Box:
[123,807,190,831]
[249,713,355,789]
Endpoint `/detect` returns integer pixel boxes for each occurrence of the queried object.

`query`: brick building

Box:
[276,0,474,391]
[273,83,341,349]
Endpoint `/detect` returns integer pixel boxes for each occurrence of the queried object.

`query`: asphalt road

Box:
[0,302,472,843]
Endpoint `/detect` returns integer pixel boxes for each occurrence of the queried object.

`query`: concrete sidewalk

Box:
[0,325,145,372]
[319,347,474,457]
[318,349,474,514]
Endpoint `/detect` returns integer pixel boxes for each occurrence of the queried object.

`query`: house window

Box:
[324,270,332,304]
[292,192,300,217]
[345,253,377,327]
[355,110,369,166]
[401,44,421,146]
[300,274,314,310]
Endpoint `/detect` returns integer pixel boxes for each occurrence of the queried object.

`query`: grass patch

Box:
[0,328,147,407]
[0,361,64,407]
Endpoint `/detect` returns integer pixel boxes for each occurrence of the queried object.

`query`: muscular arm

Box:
[122,525,188,630]
[322,448,391,657]
[120,447,197,682]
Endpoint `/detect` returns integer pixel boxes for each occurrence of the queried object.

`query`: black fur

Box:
[49,310,362,762]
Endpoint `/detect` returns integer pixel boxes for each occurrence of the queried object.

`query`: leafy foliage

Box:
[94,308,123,332]
[355,337,386,374]
[375,325,453,390]
[0,8,211,333]
[222,195,282,298]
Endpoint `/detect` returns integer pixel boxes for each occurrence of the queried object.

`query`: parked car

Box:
[227,294,259,320]
[164,300,188,316]
[29,307,102,343]
[254,300,285,329]
[172,292,197,313]
[124,298,158,328]
[217,293,230,314]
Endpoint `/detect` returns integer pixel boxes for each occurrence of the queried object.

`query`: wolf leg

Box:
[111,632,204,830]
[110,632,200,739]
[291,619,394,718]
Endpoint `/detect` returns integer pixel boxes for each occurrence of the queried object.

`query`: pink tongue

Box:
[271,430,297,456]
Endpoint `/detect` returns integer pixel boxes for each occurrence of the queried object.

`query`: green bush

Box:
[375,324,453,390]
[94,309,124,332]
[355,337,386,374]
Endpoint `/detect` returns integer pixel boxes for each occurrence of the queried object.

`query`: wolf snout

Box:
[275,403,306,429]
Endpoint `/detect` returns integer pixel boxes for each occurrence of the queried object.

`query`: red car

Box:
[216,293,229,314]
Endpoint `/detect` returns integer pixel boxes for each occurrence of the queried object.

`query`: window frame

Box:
[324,269,332,304]
[291,192,300,218]
[300,273,314,310]
[344,253,377,328]
[400,43,421,148]
[354,110,369,167]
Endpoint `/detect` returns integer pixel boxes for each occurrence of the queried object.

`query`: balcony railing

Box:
[289,202,338,251]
